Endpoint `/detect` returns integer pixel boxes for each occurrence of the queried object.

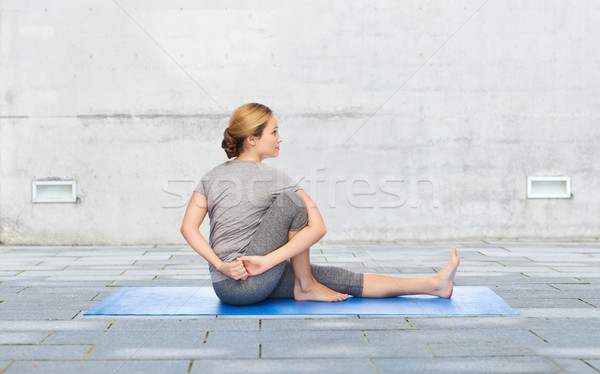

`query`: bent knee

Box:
[288,190,308,230]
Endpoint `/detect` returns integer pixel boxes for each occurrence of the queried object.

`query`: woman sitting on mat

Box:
[180,103,460,306]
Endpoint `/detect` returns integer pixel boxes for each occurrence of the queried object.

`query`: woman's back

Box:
[194,160,301,281]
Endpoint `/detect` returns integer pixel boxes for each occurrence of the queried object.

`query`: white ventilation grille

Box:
[32,180,77,203]
[527,177,571,199]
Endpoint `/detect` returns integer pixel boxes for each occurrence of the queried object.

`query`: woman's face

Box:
[255,116,282,159]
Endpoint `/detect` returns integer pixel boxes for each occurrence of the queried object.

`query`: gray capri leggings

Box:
[212,189,364,306]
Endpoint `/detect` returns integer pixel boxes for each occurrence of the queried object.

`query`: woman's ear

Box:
[247,136,255,145]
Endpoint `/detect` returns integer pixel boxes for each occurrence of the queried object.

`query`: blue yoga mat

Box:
[84,286,517,316]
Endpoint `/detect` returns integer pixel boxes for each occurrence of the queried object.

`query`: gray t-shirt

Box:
[193,160,302,282]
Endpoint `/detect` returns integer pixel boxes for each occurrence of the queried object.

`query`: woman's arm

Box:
[239,189,326,275]
[180,192,248,280]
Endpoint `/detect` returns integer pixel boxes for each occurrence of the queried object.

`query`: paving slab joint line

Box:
[547,357,566,371]
[187,360,194,374]
[105,320,115,331]
[258,343,262,359]
[578,298,597,308]
[581,359,600,373]
[203,331,210,344]
[528,329,548,343]
[424,343,437,357]
[369,358,379,374]
[81,344,96,360]
[39,331,54,344]
[362,330,369,343]
[0,361,15,374]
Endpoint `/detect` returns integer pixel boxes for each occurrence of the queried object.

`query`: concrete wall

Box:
[1,0,599,245]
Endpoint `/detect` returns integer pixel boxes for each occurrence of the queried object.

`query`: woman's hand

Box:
[217,259,248,280]
[237,255,271,276]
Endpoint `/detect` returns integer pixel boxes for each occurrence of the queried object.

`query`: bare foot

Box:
[294,278,349,302]
[432,247,460,298]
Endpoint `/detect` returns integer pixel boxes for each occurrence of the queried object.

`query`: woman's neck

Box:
[234,152,262,162]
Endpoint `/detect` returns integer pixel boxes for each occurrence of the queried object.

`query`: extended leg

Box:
[361,247,460,298]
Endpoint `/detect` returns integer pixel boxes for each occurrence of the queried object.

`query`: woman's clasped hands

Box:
[218,255,271,280]
[217,259,249,281]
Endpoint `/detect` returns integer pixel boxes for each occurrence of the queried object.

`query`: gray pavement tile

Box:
[494,290,575,299]
[0,309,82,320]
[260,317,412,331]
[16,270,123,277]
[42,331,155,345]
[552,359,600,374]
[551,266,600,273]
[0,271,21,277]
[1,299,98,311]
[489,283,582,291]
[366,328,542,347]
[9,286,104,299]
[534,346,600,359]
[44,275,153,281]
[0,320,110,331]
[0,345,93,360]
[517,308,600,318]
[550,283,600,291]
[87,331,257,359]
[107,318,256,332]
[108,279,212,287]
[405,316,527,330]
[527,327,600,346]
[190,358,374,374]
[515,289,600,299]
[0,286,28,295]
[506,298,596,308]
[428,341,537,357]
[257,330,380,359]
[373,357,560,374]
[0,331,51,344]
[5,360,191,374]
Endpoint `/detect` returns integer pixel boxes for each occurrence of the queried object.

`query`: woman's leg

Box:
[361,247,460,298]
[288,230,348,302]
[269,247,459,299]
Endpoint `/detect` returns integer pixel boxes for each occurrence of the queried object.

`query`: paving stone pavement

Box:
[1,242,600,373]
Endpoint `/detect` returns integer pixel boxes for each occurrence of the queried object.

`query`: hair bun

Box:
[221,128,238,159]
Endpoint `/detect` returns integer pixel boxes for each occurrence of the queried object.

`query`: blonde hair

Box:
[222,103,273,159]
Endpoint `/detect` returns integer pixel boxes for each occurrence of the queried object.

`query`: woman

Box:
[180,103,460,306]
